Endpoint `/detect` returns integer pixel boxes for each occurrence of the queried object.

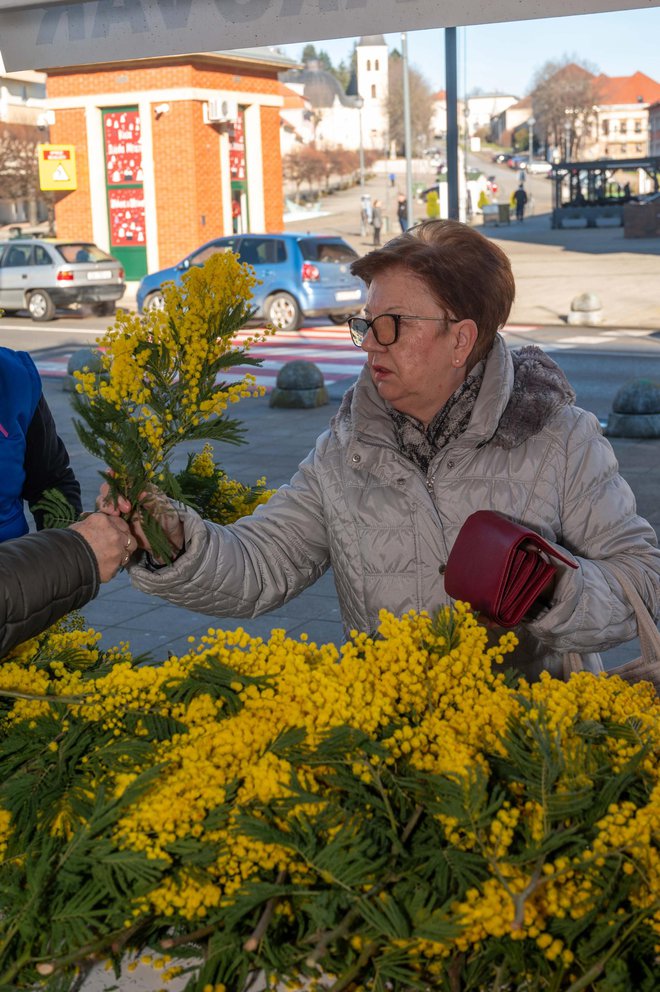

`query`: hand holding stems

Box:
[70,513,136,582]
[96,482,185,563]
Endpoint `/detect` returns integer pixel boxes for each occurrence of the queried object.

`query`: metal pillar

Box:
[402,31,414,229]
[445,27,459,220]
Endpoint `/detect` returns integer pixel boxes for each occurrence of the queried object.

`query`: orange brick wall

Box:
[50,107,93,240]
[261,105,284,232]
[46,58,285,262]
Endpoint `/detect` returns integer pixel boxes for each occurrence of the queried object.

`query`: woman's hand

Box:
[96,482,185,560]
[70,513,135,582]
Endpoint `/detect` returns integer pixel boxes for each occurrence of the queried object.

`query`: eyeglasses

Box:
[347,312,456,348]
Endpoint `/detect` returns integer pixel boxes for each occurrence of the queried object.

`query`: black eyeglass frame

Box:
[347,312,458,348]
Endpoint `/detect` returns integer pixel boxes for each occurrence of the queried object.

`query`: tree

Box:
[301,43,333,74]
[334,43,357,93]
[387,55,434,156]
[282,148,306,202]
[0,123,44,225]
[530,57,601,159]
[297,144,326,195]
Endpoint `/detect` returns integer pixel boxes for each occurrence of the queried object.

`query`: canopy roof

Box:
[0,0,658,74]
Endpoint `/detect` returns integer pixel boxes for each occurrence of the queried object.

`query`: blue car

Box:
[136,232,366,332]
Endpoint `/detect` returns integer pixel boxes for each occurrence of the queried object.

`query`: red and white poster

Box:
[229,113,246,182]
[105,109,143,185]
[108,187,146,246]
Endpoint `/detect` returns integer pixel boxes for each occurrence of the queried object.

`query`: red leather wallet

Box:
[444,510,578,627]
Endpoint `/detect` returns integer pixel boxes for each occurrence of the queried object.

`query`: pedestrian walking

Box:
[397,193,408,232]
[371,199,383,246]
[513,183,528,222]
[360,193,373,237]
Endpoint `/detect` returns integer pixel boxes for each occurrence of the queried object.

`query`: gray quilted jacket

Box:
[131,334,660,679]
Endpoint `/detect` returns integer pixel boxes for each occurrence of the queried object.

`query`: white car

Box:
[526,160,553,175]
[0,237,125,321]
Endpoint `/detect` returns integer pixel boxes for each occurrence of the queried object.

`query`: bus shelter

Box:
[551,156,660,228]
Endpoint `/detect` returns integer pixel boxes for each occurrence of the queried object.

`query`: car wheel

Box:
[27,290,56,322]
[265,292,302,331]
[329,314,351,325]
[143,291,165,312]
[92,301,116,317]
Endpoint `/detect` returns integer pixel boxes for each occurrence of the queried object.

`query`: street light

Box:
[528,116,535,168]
[354,96,365,192]
[564,118,571,161]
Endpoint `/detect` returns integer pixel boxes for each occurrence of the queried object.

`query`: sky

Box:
[280,7,660,98]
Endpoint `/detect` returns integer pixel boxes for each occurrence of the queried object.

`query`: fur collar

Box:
[493,346,575,449]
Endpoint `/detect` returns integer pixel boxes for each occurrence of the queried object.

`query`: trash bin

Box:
[497,203,510,225]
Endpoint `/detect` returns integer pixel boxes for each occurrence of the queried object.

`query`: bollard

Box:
[605,378,660,438]
[269,360,328,409]
[566,292,604,326]
[64,347,105,392]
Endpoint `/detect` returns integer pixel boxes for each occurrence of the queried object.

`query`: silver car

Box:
[0,238,125,321]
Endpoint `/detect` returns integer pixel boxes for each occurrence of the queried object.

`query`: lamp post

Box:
[564,118,571,161]
[528,116,535,169]
[355,96,365,192]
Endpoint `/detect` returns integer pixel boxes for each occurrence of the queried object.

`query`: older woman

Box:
[101,220,659,679]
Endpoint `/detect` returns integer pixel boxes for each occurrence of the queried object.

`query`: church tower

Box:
[356,35,389,153]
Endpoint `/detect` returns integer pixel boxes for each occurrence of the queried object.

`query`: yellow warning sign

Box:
[38,144,77,191]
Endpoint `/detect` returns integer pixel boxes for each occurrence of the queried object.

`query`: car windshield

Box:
[298,239,357,264]
[56,243,114,264]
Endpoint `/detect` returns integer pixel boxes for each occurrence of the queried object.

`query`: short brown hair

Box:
[350,219,515,365]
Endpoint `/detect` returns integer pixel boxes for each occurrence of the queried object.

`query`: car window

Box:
[56,243,113,263]
[238,239,286,266]
[191,239,235,265]
[298,238,357,264]
[33,245,53,266]
[2,244,32,267]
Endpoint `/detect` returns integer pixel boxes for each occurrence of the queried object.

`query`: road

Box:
[1,311,659,422]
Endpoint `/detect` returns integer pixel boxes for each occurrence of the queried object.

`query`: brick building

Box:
[45,48,297,279]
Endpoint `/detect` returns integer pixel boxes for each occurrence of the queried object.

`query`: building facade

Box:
[0,69,50,225]
[589,72,660,160]
[649,102,660,157]
[45,49,295,278]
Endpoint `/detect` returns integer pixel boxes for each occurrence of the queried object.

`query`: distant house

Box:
[490,97,531,147]
[430,90,448,139]
[590,71,660,160]
[464,93,518,136]
[649,101,660,157]
[431,90,519,146]
[278,81,314,156]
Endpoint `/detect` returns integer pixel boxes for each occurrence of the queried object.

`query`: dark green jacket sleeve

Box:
[0,529,99,657]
